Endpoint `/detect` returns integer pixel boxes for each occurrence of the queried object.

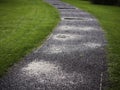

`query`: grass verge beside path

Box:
[0,0,60,76]
[62,0,120,90]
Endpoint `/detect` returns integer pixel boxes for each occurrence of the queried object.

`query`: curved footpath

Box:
[0,0,107,90]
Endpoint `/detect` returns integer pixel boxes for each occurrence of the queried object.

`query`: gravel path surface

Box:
[0,0,107,90]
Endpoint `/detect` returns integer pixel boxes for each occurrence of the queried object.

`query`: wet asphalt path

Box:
[0,0,107,90]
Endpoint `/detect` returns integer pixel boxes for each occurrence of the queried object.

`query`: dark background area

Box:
[83,0,120,5]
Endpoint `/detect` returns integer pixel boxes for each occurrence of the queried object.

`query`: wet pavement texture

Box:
[0,0,107,90]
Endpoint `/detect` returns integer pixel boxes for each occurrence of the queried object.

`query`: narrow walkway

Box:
[0,0,107,90]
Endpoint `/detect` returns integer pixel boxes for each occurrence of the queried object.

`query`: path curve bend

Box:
[0,0,107,90]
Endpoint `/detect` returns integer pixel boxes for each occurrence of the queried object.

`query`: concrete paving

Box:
[0,0,107,90]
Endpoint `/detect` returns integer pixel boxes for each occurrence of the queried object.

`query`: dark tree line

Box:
[90,0,120,5]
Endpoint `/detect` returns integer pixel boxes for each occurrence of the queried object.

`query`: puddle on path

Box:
[57,25,98,31]
[53,34,83,41]
[61,17,96,21]
[22,60,83,86]
[58,8,77,10]
[44,45,64,54]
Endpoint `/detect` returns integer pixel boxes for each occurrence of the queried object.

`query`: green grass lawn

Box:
[62,0,120,89]
[0,0,60,76]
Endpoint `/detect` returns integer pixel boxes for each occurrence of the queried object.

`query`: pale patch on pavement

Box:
[83,42,102,48]
[22,60,83,86]
[61,12,89,15]
[43,42,102,54]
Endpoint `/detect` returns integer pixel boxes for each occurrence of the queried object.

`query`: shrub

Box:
[117,0,120,5]
[90,0,118,5]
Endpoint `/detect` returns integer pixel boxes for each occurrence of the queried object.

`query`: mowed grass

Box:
[0,0,60,76]
[62,0,120,89]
